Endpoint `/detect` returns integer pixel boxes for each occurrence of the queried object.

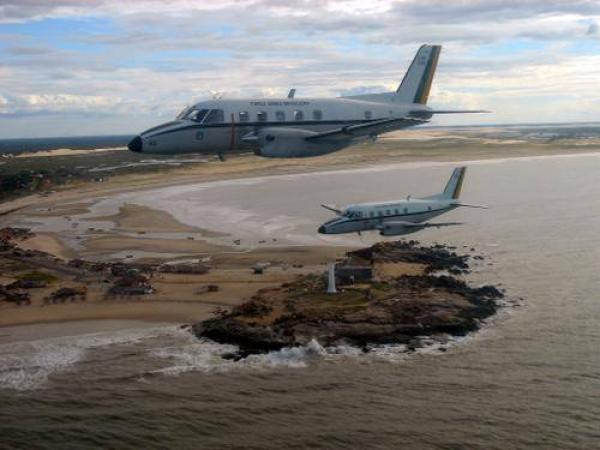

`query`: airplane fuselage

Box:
[318,198,458,235]
[128,45,486,158]
[129,97,431,156]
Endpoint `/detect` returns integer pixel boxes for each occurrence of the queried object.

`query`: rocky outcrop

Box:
[348,240,470,274]
[193,242,503,357]
[45,286,87,303]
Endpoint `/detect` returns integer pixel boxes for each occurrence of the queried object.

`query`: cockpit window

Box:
[176,106,193,120]
[179,107,209,122]
[204,109,224,123]
[344,210,361,218]
[193,109,210,122]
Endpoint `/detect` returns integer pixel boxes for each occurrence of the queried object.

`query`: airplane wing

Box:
[408,110,491,119]
[453,202,488,209]
[379,221,463,228]
[427,110,491,114]
[305,117,428,143]
[321,204,342,214]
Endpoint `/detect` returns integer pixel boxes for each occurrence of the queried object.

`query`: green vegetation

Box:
[16,271,58,284]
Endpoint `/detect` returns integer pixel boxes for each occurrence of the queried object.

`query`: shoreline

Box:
[0,319,173,345]
[3,138,600,217]
[1,136,599,331]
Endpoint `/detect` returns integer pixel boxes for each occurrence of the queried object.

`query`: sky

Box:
[0,0,599,138]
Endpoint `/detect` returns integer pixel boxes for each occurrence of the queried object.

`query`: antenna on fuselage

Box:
[287,88,296,99]
[211,91,224,100]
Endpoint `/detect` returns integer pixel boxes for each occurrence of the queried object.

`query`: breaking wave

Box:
[149,330,490,376]
[0,312,509,391]
[0,325,185,391]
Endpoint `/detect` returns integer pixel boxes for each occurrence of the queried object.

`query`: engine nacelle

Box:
[379,223,422,236]
[252,127,343,158]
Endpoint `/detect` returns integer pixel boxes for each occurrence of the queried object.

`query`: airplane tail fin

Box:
[396,44,441,105]
[440,166,466,200]
[340,44,441,104]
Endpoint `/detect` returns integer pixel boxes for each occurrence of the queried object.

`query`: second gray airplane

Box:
[318,167,485,236]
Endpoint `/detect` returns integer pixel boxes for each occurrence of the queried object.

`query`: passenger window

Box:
[238,111,249,122]
[369,211,374,218]
[276,111,286,121]
[386,209,391,215]
[313,110,322,120]
[378,211,383,217]
[204,109,224,123]
[404,207,408,214]
[294,110,304,121]
[394,209,398,215]
[428,206,432,211]
[365,110,372,120]
[257,111,268,122]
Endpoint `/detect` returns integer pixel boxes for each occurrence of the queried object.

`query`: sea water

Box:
[2,153,600,449]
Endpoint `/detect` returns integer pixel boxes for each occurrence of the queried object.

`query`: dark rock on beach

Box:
[193,241,503,357]
[348,240,471,274]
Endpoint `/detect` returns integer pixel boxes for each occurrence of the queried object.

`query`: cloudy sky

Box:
[0,0,599,138]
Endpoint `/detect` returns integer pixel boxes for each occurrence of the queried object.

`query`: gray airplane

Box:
[318,167,485,236]
[128,45,486,159]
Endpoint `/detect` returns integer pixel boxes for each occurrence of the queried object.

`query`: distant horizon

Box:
[1,120,599,143]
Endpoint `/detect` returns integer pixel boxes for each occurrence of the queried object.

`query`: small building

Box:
[335,264,373,285]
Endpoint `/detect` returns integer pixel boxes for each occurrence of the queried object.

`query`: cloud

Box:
[0,0,100,23]
[0,0,599,137]
[5,45,51,55]
[336,85,390,97]
[0,93,127,115]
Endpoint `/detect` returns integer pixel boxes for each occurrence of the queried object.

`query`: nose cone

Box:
[318,225,326,234]
[128,136,143,153]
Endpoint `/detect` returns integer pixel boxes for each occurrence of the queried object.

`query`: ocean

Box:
[0,135,132,155]
[2,153,600,449]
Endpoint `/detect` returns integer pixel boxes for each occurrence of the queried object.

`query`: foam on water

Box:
[150,338,238,376]
[0,325,185,391]
[149,330,494,377]
[0,319,506,391]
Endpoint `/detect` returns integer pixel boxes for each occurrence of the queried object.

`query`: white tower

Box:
[327,263,337,294]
